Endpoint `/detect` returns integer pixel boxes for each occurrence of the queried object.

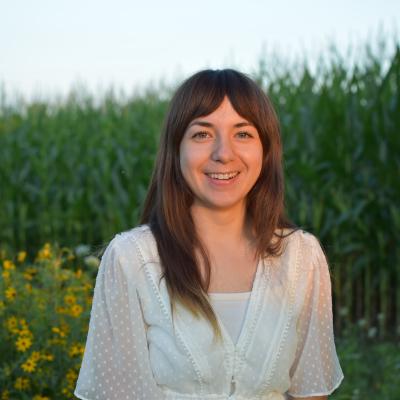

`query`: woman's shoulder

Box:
[296,228,323,252]
[269,228,328,280]
[283,228,328,270]
[115,223,153,240]
[273,227,323,257]
[107,223,160,264]
[277,226,319,242]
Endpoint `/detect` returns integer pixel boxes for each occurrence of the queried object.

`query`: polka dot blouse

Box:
[74,225,344,399]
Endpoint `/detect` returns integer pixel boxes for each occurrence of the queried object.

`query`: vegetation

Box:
[0,243,94,399]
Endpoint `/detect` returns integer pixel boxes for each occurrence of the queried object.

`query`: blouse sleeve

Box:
[287,234,344,398]
[74,235,166,400]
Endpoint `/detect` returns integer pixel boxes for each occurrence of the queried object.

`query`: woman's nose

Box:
[211,136,235,163]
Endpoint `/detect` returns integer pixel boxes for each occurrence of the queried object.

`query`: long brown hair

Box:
[140,69,298,343]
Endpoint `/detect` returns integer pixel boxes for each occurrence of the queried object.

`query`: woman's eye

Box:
[191,131,253,140]
[236,131,252,138]
[192,131,210,139]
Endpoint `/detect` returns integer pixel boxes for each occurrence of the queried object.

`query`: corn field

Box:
[0,39,399,337]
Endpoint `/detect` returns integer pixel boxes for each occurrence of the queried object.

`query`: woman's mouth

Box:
[205,171,240,185]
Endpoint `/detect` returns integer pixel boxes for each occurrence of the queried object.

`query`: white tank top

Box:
[208,291,251,345]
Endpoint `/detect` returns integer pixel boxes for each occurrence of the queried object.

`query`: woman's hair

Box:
[140,68,298,343]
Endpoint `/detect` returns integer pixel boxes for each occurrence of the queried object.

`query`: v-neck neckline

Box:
[208,256,268,353]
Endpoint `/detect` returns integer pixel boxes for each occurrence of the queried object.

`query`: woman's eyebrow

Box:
[188,120,254,129]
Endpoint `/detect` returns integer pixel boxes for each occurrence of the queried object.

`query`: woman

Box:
[74,69,344,399]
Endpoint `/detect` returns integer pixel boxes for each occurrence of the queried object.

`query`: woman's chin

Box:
[192,198,246,212]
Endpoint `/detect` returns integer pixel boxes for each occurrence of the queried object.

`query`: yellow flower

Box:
[3,260,15,270]
[17,251,27,263]
[64,294,77,305]
[61,321,70,333]
[16,336,32,352]
[69,303,83,317]
[37,243,52,260]
[61,387,73,397]
[2,270,10,280]
[5,316,18,331]
[52,326,64,337]
[66,368,78,384]
[31,351,41,361]
[56,305,67,314]
[33,396,50,400]
[23,269,34,280]
[24,283,33,292]
[26,267,37,275]
[5,317,32,336]
[21,357,37,373]
[59,269,70,281]
[1,389,10,399]
[52,325,68,338]
[19,318,29,329]
[14,376,30,390]
[41,352,54,361]
[18,328,33,339]
[5,287,16,301]
[51,326,61,335]
[69,343,85,357]
[85,298,92,308]
[75,268,82,278]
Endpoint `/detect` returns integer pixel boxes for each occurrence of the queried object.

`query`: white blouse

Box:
[74,224,344,400]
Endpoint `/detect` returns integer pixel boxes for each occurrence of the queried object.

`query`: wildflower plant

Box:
[0,242,98,399]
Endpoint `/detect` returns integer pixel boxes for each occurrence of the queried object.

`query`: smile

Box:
[205,171,240,180]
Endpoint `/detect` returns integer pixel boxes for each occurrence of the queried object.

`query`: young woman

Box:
[74,69,344,400]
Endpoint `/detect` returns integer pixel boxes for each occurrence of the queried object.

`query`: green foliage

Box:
[0,38,399,338]
[332,326,400,399]
[258,40,400,337]
[0,88,170,254]
[0,244,98,398]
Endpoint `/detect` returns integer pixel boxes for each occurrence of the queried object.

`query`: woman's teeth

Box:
[206,172,239,180]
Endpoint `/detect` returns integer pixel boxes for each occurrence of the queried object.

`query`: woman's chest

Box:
[137,257,301,399]
[200,251,259,293]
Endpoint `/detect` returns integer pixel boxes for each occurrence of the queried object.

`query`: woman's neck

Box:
[190,203,254,248]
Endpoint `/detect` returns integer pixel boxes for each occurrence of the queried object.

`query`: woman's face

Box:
[179,96,263,213]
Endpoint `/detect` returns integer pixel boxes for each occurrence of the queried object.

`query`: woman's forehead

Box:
[187,96,254,125]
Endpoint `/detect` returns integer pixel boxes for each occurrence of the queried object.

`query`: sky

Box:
[1,0,399,102]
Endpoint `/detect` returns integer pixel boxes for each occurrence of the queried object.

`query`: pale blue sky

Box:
[1,0,399,101]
